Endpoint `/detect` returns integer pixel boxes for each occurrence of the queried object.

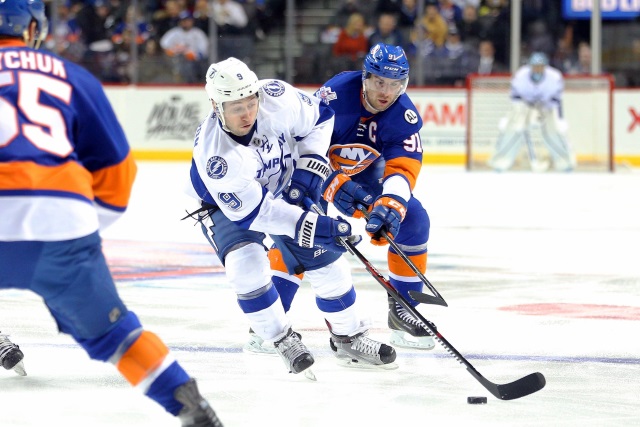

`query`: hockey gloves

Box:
[295,211,352,253]
[365,195,407,246]
[322,170,373,218]
[284,155,331,205]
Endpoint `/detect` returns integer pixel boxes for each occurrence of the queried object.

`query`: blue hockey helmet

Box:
[362,43,410,81]
[0,0,48,47]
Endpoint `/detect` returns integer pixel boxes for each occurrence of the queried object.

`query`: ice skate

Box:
[273,328,315,375]
[0,332,26,376]
[243,328,277,355]
[388,296,436,350]
[329,330,398,370]
[175,379,224,427]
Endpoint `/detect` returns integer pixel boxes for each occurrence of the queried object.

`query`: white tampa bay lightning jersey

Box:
[189,79,335,238]
[510,65,564,110]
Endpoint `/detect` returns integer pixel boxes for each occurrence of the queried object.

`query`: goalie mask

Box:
[361,43,409,112]
[529,52,548,83]
[0,0,49,48]
[205,57,263,131]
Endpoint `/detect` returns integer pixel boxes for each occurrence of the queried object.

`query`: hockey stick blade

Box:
[409,290,448,306]
[473,369,546,400]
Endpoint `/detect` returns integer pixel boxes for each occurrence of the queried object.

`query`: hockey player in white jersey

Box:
[188,58,397,375]
[488,52,577,172]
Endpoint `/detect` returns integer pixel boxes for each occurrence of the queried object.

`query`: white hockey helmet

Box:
[205,57,262,106]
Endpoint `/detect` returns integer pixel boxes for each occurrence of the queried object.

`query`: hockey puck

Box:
[467,396,488,404]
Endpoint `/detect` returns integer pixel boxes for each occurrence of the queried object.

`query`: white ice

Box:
[2,162,640,427]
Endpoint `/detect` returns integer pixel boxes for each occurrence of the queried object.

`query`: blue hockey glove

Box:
[321,170,373,218]
[365,195,408,246]
[284,155,331,205]
[295,211,352,253]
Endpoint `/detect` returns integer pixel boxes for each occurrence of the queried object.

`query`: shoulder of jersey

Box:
[391,95,421,127]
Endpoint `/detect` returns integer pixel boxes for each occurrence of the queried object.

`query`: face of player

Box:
[530,64,545,83]
[363,75,406,112]
[219,95,259,136]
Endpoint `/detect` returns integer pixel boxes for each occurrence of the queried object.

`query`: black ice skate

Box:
[388,296,436,350]
[175,379,223,427]
[274,328,315,375]
[329,330,398,369]
[0,331,26,376]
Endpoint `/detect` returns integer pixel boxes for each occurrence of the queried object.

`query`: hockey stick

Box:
[356,205,447,307]
[307,199,546,400]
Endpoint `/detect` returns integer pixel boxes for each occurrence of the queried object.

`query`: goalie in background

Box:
[488,52,577,172]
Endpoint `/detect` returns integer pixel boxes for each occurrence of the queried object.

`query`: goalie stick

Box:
[356,205,447,307]
[306,199,546,400]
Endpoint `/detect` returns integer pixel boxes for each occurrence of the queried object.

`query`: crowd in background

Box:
[41,0,640,86]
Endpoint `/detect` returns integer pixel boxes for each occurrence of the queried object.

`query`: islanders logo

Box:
[206,156,228,179]
[328,144,381,176]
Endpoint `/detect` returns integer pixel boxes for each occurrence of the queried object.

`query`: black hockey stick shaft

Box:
[357,205,447,307]
[308,200,546,400]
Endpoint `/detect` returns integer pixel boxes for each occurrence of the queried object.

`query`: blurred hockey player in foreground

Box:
[488,52,577,172]
[0,1,222,425]
[0,331,26,376]
[251,43,437,352]
[187,57,397,374]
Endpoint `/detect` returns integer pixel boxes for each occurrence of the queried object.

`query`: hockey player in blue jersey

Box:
[263,43,437,351]
[0,0,221,425]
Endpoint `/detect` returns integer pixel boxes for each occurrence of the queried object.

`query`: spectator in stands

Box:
[397,0,420,29]
[375,0,403,16]
[68,0,114,79]
[160,11,209,83]
[411,0,448,57]
[212,0,249,35]
[193,0,212,35]
[478,0,509,65]
[111,5,151,47]
[331,12,369,61]
[565,41,591,75]
[43,1,85,63]
[431,26,469,85]
[463,39,507,75]
[368,11,404,50]
[438,0,463,30]
[331,0,373,28]
[138,38,175,83]
[550,36,578,73]
[152,0,184,39]
[457,4,485,49]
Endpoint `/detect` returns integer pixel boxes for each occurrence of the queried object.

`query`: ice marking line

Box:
[500,303,640,321]
[23,343,640,365]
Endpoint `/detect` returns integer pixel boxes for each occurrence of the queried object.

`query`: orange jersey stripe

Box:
[383,157,421,190]
[268,247,304,279]
[92,152,137,209]
[0,160,93,200]
[117,331,169,386]
[388,251,428,277]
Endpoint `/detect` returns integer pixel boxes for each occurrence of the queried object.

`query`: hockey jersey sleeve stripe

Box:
[91,152,137,210]
[383,157,421,190]
[389,251,428,277]
[0,160,94,201]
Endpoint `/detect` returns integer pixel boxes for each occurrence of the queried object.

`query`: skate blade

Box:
[390,331,435,350]
[242,341,278,356]
[335,357,399,370]
[303,369,317,381]
[12,360,27,376]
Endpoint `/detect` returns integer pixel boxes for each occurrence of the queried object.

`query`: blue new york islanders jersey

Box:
[314,71,424,191]
[0,40,136,241]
